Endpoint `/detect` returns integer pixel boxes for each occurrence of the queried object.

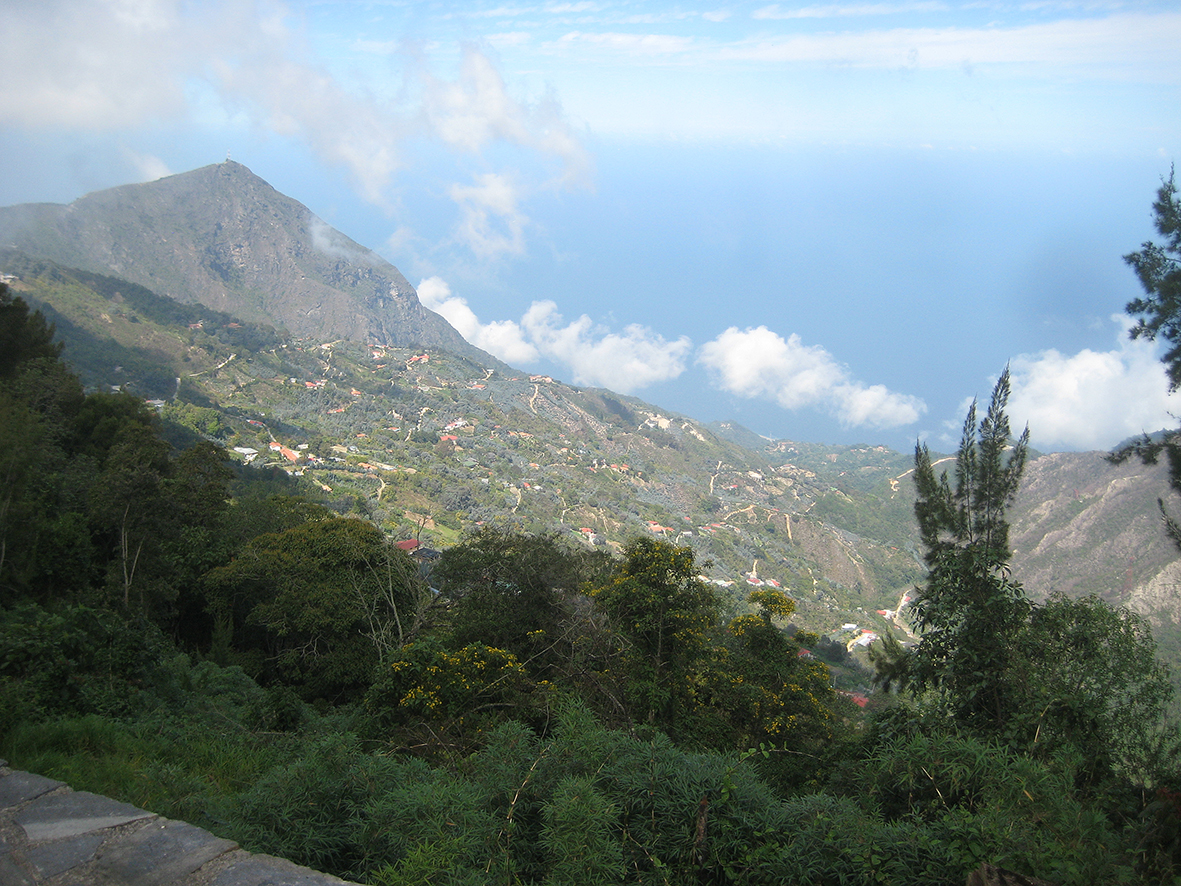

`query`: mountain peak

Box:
[0,164,491,362]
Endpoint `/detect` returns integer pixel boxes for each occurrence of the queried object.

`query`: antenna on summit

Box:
[226,150,232,162]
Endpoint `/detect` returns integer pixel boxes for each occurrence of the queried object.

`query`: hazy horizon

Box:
[2,0,1179,452]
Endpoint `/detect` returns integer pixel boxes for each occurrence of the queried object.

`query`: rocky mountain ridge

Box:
[0,162,491,364]
[1007,449,1181,641]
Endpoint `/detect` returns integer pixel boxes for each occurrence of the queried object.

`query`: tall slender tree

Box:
[1111,167,1181,548]
[892,369,1031,733]
[1125,166,1181,390]
[914,366,1029,568]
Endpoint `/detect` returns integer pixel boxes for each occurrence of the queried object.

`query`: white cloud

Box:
[697,326,926,429]
[425,48,536,153]
[0,1,589,251]
[309,216,373,262]
[417,277,539,364]
[522,302,691,392]
[448,173,528,259]
[213,49,406,206]
[415,276,455,311]
[547,2,602,14]
[553,31,695,55]
[415,282,690,390]
[124,150,171,182]
[385,226,418,257]
[423,46,591,186]
[836,382,928,429]
[1003,317,1181,451]
[0,0,190,128]
[466,6,537,18]
[718,12,1181,75]
[753,2,949,20]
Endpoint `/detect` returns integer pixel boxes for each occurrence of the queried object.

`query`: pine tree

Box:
[1111,167,1181,548]
[895,369,1032,732]
[1125,166,1181,391]
[914,367,1029,568]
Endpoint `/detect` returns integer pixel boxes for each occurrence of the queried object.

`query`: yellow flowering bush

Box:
[365,639,539,755]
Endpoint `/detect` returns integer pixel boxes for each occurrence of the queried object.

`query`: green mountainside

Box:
[1,161,1177,665]
[0,251,924,649]
[5,247,1180,677]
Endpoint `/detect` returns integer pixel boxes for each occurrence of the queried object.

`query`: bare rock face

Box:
[1009,451,1181,627]
[0,162,489,362]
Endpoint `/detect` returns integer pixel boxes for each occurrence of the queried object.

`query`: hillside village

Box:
[167,333,906,691]
[148,327,915,651]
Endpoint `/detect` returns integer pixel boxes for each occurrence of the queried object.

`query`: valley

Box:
[4,240,1179,684]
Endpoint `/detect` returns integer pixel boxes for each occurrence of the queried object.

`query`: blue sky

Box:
[2,0,1180,451]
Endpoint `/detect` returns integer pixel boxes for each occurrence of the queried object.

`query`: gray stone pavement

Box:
[0,759,362,886]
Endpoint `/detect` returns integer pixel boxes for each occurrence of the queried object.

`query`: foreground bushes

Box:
[5,677,1176,885]
[0,576,1175,884]
[38,694,1133,886]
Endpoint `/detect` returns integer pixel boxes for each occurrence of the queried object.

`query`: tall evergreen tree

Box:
[1111,167,1181,548]
[913,366,1029,568]
[1125,166,1181,391]
[891,369,1031,733]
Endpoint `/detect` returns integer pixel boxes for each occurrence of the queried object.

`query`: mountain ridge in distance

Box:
[0,161,501,368]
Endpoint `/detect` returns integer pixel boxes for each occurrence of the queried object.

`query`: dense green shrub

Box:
[0,602,166,719]
[860,730,1134,884]
[540,776,624,886]
[218,732,389,876]
[465,707,789,886]
[362,759,496,885]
